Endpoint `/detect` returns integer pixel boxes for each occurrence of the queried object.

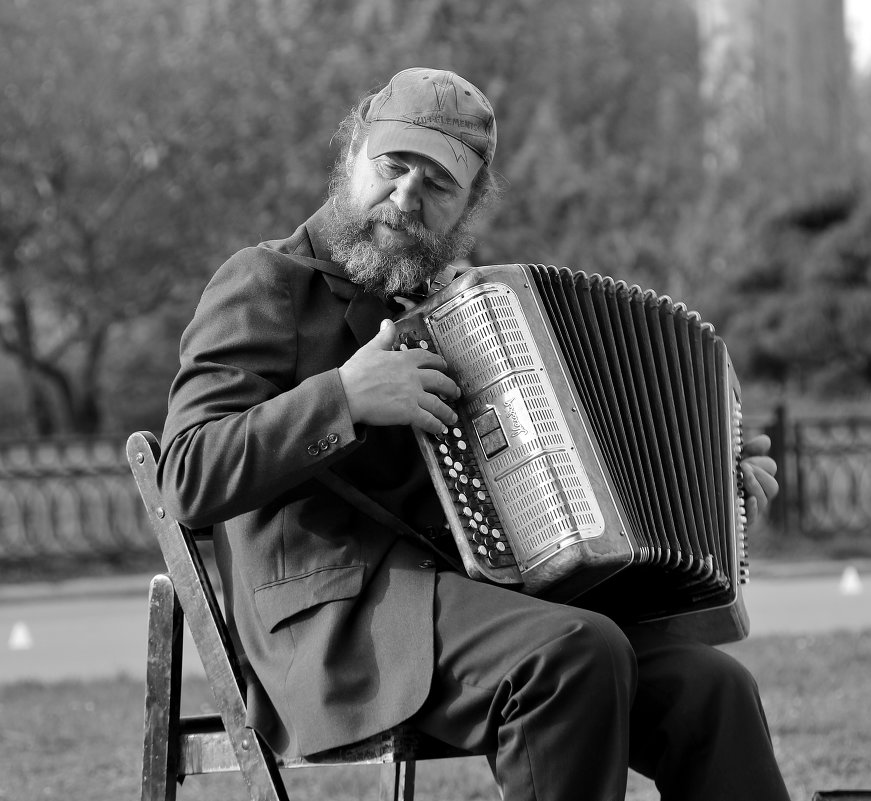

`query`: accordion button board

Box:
[394,263,750,645]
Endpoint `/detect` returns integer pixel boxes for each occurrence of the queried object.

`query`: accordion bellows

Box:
[395,264,749,645]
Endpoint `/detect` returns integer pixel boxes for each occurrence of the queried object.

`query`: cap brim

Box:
[367,121,484,189]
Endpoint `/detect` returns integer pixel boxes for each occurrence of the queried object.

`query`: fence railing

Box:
[763,407,871,541]
[0,411,869,566]
[0,436,151,563]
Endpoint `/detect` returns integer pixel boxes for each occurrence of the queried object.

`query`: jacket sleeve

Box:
[157,248,362,529]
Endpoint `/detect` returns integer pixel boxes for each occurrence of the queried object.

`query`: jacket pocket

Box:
[253,564,365,632]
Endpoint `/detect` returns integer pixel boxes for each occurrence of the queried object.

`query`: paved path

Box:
[1,564,869,684]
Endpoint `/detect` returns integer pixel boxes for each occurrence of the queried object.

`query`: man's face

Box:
[325,140,478,297]
[347,147,473,242]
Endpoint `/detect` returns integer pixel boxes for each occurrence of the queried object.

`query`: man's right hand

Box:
[338,319,461,435]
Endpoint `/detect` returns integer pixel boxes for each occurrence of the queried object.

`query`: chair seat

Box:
[127,430,476,801]
[177,718,468,775]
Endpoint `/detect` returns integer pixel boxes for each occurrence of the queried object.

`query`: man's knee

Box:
[492,606,636,733]
[662,641,764,728]
[695,646,760,707]
[533,608,637,699]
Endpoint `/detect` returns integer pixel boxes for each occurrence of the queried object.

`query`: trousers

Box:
[410,570,791,801]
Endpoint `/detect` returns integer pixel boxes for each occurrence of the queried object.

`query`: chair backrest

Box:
[127,431,289,800]
[127,430,468,801]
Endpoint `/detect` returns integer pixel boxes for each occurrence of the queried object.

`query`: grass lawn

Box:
[0,629,869,800]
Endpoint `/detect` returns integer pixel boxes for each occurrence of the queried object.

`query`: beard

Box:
[324,168,477,298]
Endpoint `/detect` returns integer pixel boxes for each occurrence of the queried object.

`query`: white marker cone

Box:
[8,621,34,650]
[839,565,863,596]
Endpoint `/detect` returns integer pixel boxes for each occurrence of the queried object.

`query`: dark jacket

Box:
[158,203,445,755]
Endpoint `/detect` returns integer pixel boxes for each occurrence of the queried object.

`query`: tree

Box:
[0,0,330,434]
[1,0,214,433]
[3,0,867,437]
[716,184,871,396]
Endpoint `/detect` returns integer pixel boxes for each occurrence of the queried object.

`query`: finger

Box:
[744,494,759,528]
[418,391,459,428]
[742,461,779,503]
[403,347,451,373]
[362,319,399,351]
[742,434,771,458]
[742,458,779,499]
[412,402,453,436]
[741,468,767,525]
[418,368,461,400]
[742,454,777,477]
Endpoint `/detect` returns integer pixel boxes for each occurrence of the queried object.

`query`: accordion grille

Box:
[429,285,606,568]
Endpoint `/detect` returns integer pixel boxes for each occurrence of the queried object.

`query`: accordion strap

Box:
[317,469,463,572]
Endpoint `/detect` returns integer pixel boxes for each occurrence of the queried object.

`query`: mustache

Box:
[367,206,430,241]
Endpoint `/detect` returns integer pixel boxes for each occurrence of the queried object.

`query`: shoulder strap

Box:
[317,469,463,572]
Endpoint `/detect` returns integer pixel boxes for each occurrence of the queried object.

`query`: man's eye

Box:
[379,160,403,177]
[426,178,451,194]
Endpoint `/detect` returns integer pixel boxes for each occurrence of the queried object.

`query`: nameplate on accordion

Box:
[394,264,749,645]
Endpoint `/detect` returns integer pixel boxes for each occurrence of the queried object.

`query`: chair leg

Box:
[379,761,416,801]
[141,575,184,801]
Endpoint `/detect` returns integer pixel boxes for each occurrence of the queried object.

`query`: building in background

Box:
[697,0,855,186]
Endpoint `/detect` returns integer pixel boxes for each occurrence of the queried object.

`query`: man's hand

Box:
[338,319,461,435]
[740,434,779,528]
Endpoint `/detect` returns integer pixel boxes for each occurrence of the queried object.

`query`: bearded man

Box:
[158,68,791,801]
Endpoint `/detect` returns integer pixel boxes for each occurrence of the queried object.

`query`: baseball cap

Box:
[365,67,497,188]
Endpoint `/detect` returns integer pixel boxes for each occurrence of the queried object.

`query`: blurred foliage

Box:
[1,0,870,436]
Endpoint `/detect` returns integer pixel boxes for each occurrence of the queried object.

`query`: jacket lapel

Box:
[344,286,393,346]
[289,203,395,346]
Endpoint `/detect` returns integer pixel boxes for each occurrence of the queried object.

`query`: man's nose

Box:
[390,172,423,214]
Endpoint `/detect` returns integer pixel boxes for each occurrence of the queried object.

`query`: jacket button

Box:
[418,559,436,569]
[318,438,329,451]
[306,443,319,456]
[327,432,339,444]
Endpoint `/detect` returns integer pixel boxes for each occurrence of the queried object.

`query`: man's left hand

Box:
[740,434,779,528]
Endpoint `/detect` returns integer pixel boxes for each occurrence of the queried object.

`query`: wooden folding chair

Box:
[127,431,468,801]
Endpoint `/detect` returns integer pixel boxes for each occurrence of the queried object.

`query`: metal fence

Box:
[0,436,151,563]
[764,407,871,541]
[0,411,869,565]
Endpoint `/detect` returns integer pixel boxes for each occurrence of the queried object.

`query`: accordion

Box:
[394,263,749,645]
